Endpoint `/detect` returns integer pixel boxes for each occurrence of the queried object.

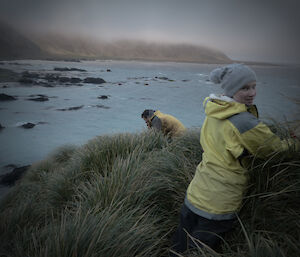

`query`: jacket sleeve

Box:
[228,112,298,159]
[239,121,297,159]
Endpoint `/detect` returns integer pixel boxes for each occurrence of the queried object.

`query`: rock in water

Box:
[83,77,106,84]
[28,96,49,102]
[0,93,17,101]
[0,165,31,186]
[98,95,109,99]
[56,105,84,111]
[20,122,35,129]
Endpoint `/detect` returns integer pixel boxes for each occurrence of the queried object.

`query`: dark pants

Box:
[171,204,236,255]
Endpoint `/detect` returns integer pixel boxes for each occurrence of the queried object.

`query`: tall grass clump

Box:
[0,122,299,257]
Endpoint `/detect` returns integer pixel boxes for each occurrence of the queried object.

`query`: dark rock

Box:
[107,69,111,72]
[93,104,110,109]
[43,74,59,82]
[54,67,87,72]
[57,105,84,111]
[70,77,82,83]
[27,95,49,102]
[83,77,106,84]
[19,77,35,84]
[29,94,48,97]
[155,76,169,80]
[30,81,51,87]
[43,74,82,84]
[0,93,17,101]
[20,122,35,129]
[0,68,21,82]
[21,71,40,79]
[41,83,55,88]
[58,76,71,83]
[0,165,31,186]
[3,164,17,169]
[98,95,109,99]
[0,123,4,130]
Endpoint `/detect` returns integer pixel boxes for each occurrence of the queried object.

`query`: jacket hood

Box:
[203,94,248,119]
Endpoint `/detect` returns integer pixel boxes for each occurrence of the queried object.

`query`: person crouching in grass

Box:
[141,109,186,138]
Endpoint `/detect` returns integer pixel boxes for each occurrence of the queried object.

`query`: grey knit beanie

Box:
[209,63,257,97]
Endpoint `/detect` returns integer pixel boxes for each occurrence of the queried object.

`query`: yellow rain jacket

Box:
[150,110,186,137]
[185,94,295,220]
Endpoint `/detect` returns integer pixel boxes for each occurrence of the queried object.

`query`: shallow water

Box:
[0,60,299,173]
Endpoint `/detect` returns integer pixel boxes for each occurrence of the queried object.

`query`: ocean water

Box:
[0,60,299,173]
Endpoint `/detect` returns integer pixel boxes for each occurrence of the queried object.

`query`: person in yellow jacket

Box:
[141,109,186,137]
[171,63,299,255]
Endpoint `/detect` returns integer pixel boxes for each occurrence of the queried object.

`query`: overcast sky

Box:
[1,0,300,64]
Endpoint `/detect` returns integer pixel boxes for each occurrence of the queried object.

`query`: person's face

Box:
[143,117,151,128]
[233,81,256,105]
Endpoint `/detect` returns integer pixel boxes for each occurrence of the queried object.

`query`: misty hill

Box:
[0,22,231,63]
[34,34,231,63]
[0,22,46,60]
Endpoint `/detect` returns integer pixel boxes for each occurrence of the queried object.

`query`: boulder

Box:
[93,104,110,109]
[0,165,31,186]
[57,105,84,111]
[155,76,169,80]
[58,77,71,83]
[83,77,106,84]
[43,75,82,84]
[28,95,49,101]
[70,77,82,83]
[0,123,4,130]
[43,74,58,82]
[98,95,109,99]
[19,77,35,84]
[21,71,40,79]
[0,93,17,101]
[0,68,21,82]
[20,122,35,129]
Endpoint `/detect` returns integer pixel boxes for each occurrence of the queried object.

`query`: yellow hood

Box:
[203,94,248,120]
[204,94,249,120]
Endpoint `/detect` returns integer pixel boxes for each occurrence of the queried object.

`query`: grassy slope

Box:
[0,128,299,257]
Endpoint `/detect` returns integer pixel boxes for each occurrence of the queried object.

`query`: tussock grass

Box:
[0,125,299,257]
